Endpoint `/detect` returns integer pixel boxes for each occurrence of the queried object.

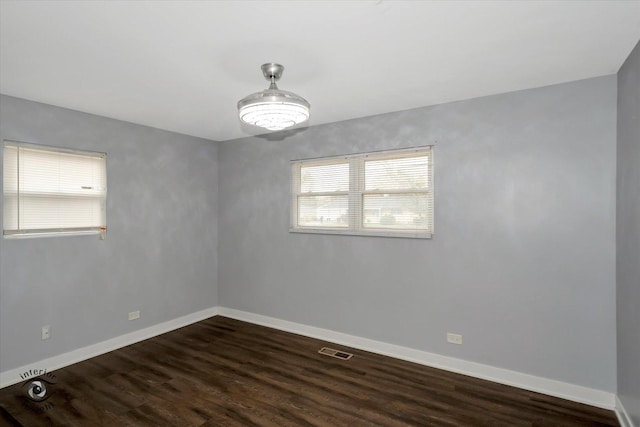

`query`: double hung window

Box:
[291,146,433,238]
[3,141,107,238]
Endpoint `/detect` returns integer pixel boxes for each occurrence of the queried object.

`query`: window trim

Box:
[290,146,434,239]
[3,140,108,239]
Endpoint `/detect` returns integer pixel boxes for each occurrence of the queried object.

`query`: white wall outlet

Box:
[447,332,462,345]
[41,325,51,340]
[128,310,140,321]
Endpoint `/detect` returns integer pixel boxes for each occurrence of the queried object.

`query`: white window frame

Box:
[3,140,107,239]
[290,146,433,238]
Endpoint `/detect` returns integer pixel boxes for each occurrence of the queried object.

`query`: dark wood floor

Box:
[0,316,618,426]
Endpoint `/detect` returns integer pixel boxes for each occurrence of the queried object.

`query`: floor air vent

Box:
[318,347,353,360]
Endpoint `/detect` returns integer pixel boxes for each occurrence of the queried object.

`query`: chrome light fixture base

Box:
[238,63,310,131]
[261,63,284,82]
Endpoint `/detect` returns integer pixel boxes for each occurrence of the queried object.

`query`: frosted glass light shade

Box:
[239,100,310,131]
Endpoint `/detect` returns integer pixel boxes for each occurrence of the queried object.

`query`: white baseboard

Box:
[616,395,636,427]
[0,306,219,389]
[216,306,616,410]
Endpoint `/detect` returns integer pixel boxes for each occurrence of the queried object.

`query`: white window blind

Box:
[291,146,433,238]
[3,141,107,238]
[296,161,350,228]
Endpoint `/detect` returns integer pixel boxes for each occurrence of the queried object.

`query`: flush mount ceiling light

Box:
[237,63,310,131]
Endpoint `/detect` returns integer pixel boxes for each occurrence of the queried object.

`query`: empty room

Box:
[0,1,639,426]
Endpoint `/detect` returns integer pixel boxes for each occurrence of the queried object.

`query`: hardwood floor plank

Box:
[0,316,619,426]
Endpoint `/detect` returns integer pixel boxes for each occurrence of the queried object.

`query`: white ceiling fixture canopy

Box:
[237,63,310,131]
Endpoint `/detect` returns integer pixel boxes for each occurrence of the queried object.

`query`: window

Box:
[3,141,107,238]
[291,146,433,238]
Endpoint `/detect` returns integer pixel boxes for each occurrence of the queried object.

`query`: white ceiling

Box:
[1,1,639,142]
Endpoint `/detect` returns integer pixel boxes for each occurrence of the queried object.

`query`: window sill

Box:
[289,227,432,239]
[4,229,105,240]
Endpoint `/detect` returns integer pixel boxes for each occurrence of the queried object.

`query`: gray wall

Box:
[617,40,640,424]
[218,76,618,392]
[0,95,219,372]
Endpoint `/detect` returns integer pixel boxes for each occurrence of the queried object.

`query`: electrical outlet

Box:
[128,310,140,321]
[447,332,462,345]
[42,325,51,340]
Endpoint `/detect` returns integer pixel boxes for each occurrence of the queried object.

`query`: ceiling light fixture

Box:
[237,63,310,131]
